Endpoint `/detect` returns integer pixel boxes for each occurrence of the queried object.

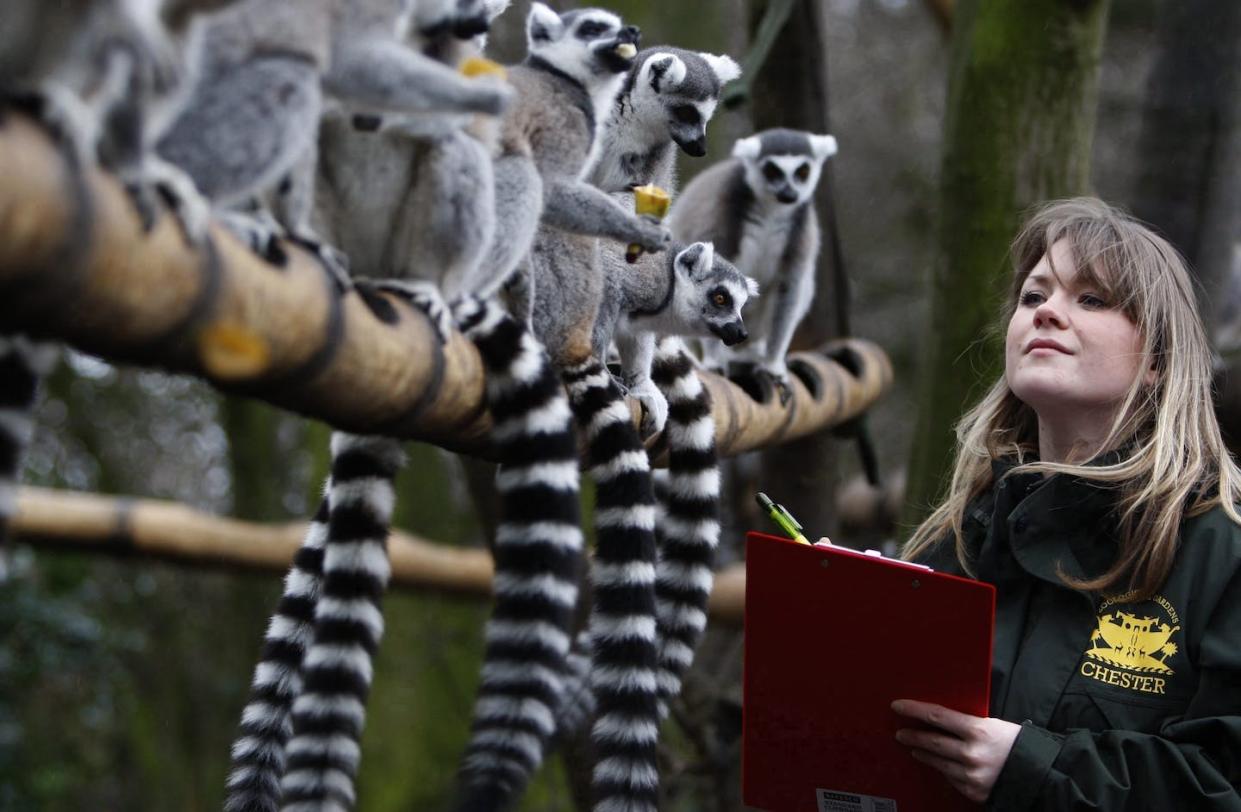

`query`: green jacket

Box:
[918,460,1241,811]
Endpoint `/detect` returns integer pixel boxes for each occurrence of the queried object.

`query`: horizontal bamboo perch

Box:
[10,486,747,625]
[0,114,891,457]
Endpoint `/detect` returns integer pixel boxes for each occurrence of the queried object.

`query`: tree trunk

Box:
[903,0,1112,530]
[1128,0,1241,322]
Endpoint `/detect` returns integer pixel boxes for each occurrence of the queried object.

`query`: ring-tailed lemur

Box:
[576,45,742,437]
[668,128,837,404]
[156,0,511,281]
[314,0,513,340]
[230,6,590,810]
[534,47,743,764]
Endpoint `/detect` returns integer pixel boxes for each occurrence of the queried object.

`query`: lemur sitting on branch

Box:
[537,47,749,760]
[669,128,838,405]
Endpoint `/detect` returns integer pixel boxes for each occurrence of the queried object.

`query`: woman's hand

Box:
[891,699,1021,804]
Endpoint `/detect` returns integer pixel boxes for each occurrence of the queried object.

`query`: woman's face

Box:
[1005,239,1148,426]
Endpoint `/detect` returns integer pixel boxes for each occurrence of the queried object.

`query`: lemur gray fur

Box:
[669,127,837,404]
[586,46,746,436]
[156,0,511,280]
[537,47,745,769]
[313,0,513,338]
[228,6,594,811]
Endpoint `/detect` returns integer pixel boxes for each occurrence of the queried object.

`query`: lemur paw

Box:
[628,378,669,438]
[731,362,792,407]
[124,159,211,244]
[369,279,454,343]
[288,232,352,294]
[217,209,288,266]
[33,85,99,169]
[152,162,212,246]
[633,215,672,253]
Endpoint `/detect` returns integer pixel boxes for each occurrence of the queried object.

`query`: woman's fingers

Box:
[895,728,969,761]
[891,699,980,737]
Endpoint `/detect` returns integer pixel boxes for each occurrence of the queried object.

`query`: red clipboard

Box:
[742,532,995,812]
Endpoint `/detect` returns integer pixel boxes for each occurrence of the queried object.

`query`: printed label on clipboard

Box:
[816,788,898,812]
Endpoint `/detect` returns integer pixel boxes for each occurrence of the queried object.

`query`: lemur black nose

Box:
[776,188,799,204]
[680,137,707,157]
[717,322,747,346]
[622,25,641,43]
[453,14,490,38]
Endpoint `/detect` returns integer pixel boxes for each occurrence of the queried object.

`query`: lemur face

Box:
[631,49,741,157]
[673,243,759,346]
[734,129,837,207]
[527,3,640,79]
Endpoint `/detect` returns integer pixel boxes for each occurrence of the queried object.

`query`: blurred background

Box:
[2,0,1238,808]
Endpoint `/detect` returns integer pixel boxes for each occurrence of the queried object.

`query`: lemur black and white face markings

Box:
[589,46,740,194]
[673,240,758,347]
[669,127,836,405]
[734,128,837,207]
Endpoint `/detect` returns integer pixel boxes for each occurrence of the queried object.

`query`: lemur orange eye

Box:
[713,292,728,307]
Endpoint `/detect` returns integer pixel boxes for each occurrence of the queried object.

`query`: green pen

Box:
[755,492,811,545]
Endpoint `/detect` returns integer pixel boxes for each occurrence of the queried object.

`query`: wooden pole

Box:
[0,114,892,461]
[10,485,748,623]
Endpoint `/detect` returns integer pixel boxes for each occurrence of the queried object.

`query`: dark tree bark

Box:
[903,0,1112,530]
[1129,0,1241,315]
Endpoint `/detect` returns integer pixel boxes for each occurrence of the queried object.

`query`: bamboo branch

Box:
[10,486,747,624]
[0,113,891,458]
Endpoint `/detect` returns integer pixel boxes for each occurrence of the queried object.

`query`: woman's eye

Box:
[1019,290,1043,306]
[1079,293,1107,308]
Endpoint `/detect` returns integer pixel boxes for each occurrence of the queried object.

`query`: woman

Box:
[894,197,1241,809]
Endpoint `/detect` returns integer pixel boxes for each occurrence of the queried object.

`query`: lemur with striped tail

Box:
[541,48,743,758]
[520,39,749,812]
[224,3,525,809]
[668,128,837,405]
[226,4,599,809]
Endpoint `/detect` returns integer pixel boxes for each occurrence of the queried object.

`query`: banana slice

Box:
[615,42,637,59]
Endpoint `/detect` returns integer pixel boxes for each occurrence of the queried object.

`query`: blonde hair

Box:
[903,197,1241,599]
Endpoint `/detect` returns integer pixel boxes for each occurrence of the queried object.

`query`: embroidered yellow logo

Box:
[1080,594,1181,695]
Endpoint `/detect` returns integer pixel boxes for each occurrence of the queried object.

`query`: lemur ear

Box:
[701,53,742,85]
[645,53,687,93]
[746,276,761,298]
[810,134,838,162]
[676,242,715,280]
[732,135,762,162]
[484,0,512,23]
[527,2,563,43]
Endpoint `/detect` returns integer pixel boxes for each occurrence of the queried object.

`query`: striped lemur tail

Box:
[648,338,720,710]
[552,338,721,755]
[561,357,662,812]
[0,337,56,567]
[451,297,585,811]
[224,433,403,812]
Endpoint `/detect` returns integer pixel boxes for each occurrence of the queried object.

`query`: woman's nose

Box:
[1033,299,1065,328]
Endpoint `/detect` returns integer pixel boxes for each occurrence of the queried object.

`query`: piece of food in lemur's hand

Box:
[628,184,672,263]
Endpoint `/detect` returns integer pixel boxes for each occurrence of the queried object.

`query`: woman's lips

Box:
[1025,338,1071,354]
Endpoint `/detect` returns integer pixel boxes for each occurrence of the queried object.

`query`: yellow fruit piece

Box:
[460,57,507,80]
[633,185,671,219]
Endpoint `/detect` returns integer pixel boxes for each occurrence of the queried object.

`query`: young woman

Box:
[894,197,1241,809]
